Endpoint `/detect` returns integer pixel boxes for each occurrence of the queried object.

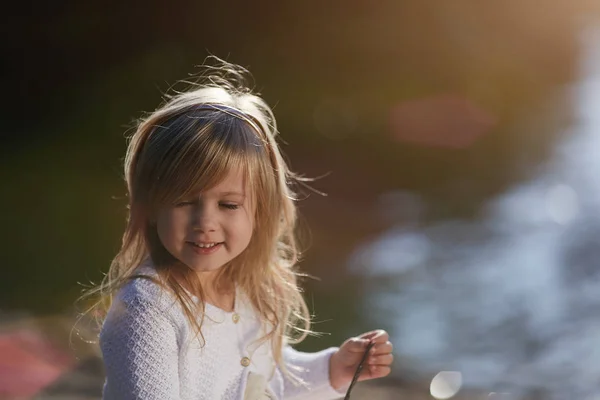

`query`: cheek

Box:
[155,219,171,246]
[156,210,188,244]
[231,213,254,243]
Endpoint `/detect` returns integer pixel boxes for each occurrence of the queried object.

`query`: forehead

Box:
[203,166,247,196]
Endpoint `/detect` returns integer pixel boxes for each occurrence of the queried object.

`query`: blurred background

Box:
[3,1,600,399]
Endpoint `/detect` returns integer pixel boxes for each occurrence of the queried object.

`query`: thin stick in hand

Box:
[344,341,376,400]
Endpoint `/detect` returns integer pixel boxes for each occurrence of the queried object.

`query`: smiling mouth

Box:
[188,241,222,249]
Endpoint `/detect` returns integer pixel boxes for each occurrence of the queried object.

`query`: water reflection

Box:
[351,25,600,399]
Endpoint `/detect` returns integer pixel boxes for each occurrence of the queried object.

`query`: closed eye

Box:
[175,200,196,207]
[220,203,239,210]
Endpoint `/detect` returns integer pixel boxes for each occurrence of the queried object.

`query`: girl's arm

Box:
[282,345,346,400]
[100,296,181,400]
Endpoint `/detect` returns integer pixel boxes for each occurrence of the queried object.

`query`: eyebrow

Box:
[218,191,246,197]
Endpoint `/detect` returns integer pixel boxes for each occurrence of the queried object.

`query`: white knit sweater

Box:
[100,266,344,400]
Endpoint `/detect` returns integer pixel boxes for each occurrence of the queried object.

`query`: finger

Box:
[368,353,394,366]
[359,365,392,381]
[358,330,383,340]
[360,329,389,344]
[344,337,372,353]
[371,365,391,378]
[371,341,393,356]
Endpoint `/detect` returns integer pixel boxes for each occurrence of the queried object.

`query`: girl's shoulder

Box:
[100,266,188,351]
[113,265,182,320]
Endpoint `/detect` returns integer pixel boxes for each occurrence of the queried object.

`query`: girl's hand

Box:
[329,329,393,391]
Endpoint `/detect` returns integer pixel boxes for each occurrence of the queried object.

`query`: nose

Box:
[192,207,217,233]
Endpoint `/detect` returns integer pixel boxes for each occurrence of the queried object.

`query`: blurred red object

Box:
[0,329,74,398]
[388,93,496,148]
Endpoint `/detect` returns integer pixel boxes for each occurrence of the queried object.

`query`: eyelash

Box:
[175,201,239,210]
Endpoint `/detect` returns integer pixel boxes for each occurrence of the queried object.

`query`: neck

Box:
[196,269,219,290]
[196,270,235,312]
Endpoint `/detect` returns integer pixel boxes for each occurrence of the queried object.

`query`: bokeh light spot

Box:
[430,371,462,399]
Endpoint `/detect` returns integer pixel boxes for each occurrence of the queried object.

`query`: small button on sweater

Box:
[100,266,344,400]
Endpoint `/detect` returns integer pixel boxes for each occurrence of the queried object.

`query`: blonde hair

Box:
[82,58,314,374]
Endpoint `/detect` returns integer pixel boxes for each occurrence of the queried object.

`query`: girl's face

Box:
[155,167,254,278]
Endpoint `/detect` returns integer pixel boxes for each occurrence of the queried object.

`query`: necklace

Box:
[204,289,236,313]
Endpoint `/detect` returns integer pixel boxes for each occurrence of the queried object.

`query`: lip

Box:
[187,242,223,255]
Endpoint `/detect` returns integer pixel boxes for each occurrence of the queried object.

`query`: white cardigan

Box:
[100,266,344,400]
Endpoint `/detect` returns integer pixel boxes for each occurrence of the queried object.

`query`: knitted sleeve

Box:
[100,294,181,400]
[282,346,345,400]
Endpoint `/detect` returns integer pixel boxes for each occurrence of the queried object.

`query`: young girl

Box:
[91,58,393,399]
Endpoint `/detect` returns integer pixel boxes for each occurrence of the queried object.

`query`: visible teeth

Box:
[193,242,218,248]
